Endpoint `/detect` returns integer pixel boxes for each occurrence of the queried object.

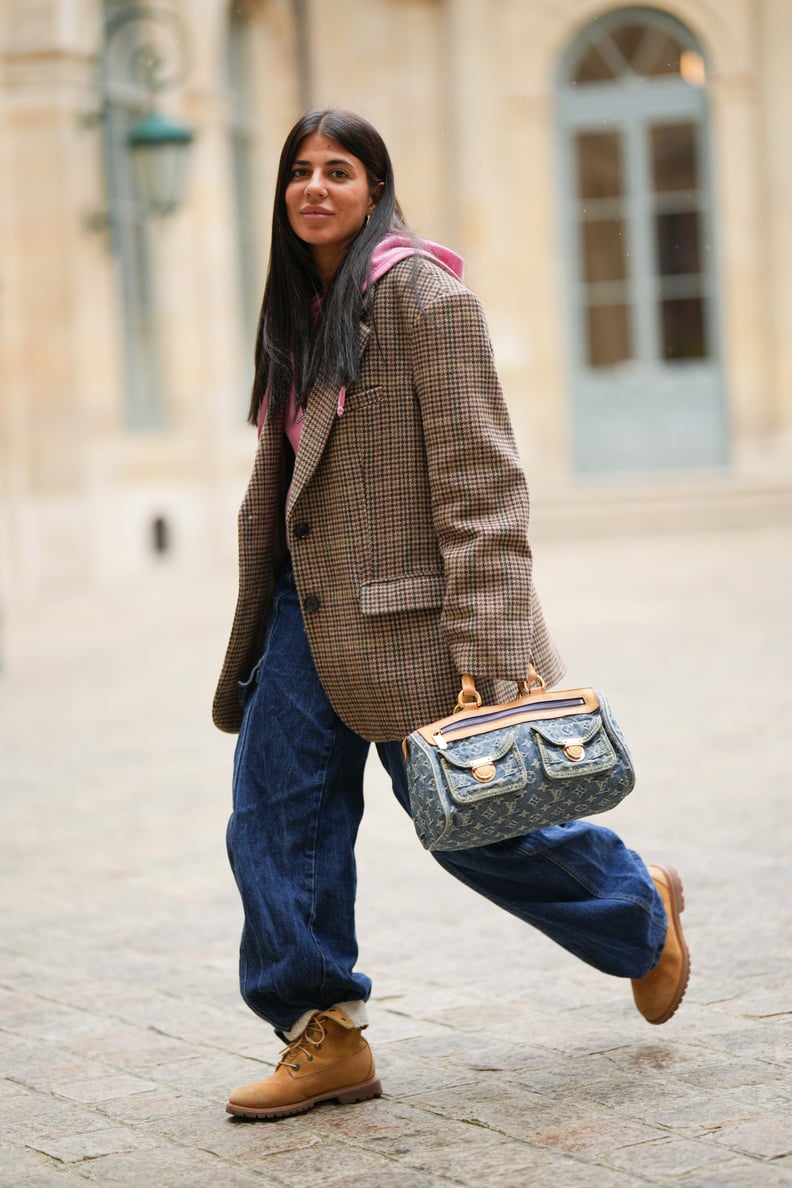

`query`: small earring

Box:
[364,214,371,227]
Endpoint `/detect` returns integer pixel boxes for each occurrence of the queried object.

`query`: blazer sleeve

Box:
[410,285,535,679]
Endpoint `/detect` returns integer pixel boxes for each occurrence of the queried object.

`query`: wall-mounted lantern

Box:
[83,6,195,228]
[126,110,194,216]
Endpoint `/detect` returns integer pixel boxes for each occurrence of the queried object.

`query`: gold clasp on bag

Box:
[472,762,496,783]
[562,741,586,762]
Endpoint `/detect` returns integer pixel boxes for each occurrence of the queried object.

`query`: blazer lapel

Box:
[287,377,339,516]
[287,322,371,516]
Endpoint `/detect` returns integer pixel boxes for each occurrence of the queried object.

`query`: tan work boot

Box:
[226,1006,381,1120]
[632,864,691,1024]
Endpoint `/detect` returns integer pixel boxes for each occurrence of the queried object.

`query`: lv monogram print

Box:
[405,695,635,851]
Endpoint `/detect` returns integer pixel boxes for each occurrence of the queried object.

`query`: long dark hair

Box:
[247,109,406,426]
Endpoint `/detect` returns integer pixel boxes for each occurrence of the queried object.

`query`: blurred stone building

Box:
[1,0,790,609]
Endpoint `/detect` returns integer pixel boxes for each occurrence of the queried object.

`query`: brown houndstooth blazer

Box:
[212,256,564,741]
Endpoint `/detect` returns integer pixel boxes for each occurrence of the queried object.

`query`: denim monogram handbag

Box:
[403,668,635,851]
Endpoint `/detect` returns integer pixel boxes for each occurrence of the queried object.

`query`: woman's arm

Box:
[410,286,535,679]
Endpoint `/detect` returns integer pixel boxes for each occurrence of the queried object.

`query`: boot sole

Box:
[226,1075,382,1121]
[646,864,690,1025]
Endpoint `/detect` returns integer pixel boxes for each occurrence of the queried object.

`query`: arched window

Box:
[556,7,726,471]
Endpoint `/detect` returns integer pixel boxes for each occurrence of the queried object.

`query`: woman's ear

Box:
[368,181,385,212]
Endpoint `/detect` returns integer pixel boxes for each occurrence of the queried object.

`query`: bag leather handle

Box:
[455,664,547,713]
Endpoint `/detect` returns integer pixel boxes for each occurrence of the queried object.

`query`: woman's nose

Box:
[304,171,326,197]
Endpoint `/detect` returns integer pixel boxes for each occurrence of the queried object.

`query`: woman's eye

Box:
[290,167,308,179]
[329,169,349,180]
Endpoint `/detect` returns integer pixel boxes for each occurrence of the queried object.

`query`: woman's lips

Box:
[301,208,332,218]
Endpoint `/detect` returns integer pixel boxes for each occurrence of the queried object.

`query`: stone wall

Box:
[1,0,790,606]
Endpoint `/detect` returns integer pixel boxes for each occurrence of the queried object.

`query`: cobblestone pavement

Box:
[2,523,791,1186]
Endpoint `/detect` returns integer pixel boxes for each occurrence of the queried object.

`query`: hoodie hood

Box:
[368,233,464,286]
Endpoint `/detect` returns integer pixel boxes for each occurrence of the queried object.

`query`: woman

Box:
[214,110,690,1121]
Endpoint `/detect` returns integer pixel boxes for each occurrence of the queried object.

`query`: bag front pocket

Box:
[531,713,617,780]
[439,730,527,805]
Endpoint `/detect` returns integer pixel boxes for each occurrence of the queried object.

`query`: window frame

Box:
[556,7,719,376]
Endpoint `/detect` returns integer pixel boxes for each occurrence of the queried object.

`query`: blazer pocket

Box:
[343,383,382,410]
[360,573,444,615]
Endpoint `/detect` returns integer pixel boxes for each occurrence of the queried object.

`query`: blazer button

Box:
[294,522,311,540]
[303,595,321,614]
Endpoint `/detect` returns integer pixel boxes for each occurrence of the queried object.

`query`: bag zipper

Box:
[433,696,587,750]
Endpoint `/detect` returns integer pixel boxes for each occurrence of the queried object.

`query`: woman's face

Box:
[285,131,379,285]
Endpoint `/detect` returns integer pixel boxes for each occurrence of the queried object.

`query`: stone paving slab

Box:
[2,524,791,1185]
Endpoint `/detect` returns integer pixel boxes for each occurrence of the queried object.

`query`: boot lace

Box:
[277,1013,329,1072]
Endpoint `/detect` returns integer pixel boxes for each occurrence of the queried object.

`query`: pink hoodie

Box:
[368,233,463,289]
[259,234,464,447]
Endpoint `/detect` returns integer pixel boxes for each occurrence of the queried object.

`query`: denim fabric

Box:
[227,565,667,1035]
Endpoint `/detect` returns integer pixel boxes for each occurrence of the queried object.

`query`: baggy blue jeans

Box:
[227,565,667,1035]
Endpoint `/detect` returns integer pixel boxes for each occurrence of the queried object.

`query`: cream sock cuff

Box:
[283,1000,369,1042]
